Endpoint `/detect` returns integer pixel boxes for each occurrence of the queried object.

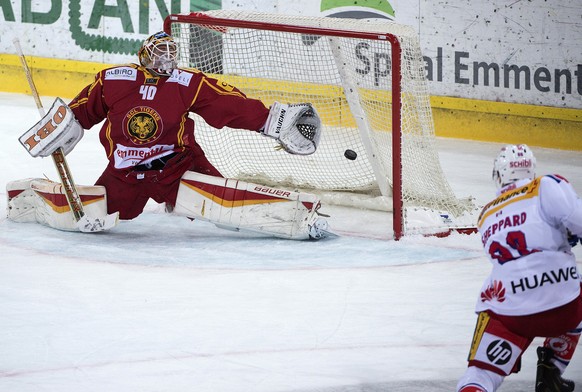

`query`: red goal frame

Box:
[164,12,405,239]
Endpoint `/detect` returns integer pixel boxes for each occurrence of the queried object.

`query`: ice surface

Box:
[1,92,581,391]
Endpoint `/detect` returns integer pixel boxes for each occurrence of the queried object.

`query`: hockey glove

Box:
[19,97,84,158]
[261,102,321,155]
[567,230,581,247]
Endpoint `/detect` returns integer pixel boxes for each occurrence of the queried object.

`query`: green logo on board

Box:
[321,0,395,20]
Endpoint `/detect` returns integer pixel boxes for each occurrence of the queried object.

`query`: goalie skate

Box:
[76,213,119,233]
[308,217,337,239]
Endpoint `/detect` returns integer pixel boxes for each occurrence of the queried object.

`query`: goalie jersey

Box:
[68,64,269,172]
[476,175,582,316]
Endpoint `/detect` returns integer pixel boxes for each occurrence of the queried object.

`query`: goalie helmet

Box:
[138,31,178,76]
[492,144,536,189]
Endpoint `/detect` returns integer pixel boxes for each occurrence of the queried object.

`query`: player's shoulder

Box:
[163,68,204,88]
[539,174,570,184]
[100,64,142,82]
[173,67,202,76]
[538,175,575,198]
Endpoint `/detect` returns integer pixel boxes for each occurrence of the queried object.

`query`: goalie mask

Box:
[138,31,178,77]
[492,144,536,189]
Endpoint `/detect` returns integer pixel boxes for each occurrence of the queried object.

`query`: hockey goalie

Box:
[6,31,330,240]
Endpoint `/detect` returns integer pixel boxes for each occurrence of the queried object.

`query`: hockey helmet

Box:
[492,144,536,189]
[138,31,178,76]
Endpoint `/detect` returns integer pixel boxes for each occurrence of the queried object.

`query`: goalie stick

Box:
[13,38,118,233]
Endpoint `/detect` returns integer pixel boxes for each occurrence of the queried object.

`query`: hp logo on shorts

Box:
[486,340,513,365]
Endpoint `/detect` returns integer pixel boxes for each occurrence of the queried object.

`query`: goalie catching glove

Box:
[261,102,321,155]
[19,97,84,158]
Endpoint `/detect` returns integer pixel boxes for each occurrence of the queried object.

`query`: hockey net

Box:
[164,11,478,239]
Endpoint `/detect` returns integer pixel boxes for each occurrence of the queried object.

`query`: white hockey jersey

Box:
[476,175,582,316]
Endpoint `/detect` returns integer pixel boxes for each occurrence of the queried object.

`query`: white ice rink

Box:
[0,92,581,391]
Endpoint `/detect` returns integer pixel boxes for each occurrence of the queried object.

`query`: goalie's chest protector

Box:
[475,177,580,316]
[99,66,203,152]
[93,66,267,169]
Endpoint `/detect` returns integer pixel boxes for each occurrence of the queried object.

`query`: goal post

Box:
[163,10,477,239]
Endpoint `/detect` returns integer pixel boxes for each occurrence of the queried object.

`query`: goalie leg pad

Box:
[173,171,327,240]
[7,178,110,232]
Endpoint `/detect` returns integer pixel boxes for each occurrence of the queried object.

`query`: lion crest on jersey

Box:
[130,115,155,140]
[124,106,162,144]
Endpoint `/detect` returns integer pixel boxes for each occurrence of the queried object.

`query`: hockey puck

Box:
[344,149,357,160]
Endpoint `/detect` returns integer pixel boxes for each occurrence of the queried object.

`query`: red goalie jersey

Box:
[69,64,269,174]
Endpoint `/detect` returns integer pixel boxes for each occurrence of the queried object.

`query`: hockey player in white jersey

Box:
[457,144,582,392]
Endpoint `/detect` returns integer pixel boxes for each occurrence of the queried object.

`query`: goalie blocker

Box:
[19,97,84,158]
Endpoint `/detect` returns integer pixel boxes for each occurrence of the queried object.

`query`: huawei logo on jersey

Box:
[124,106,162,144]
[480,280,506,303]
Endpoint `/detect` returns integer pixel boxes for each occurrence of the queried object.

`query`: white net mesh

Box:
[168,11,476,234]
